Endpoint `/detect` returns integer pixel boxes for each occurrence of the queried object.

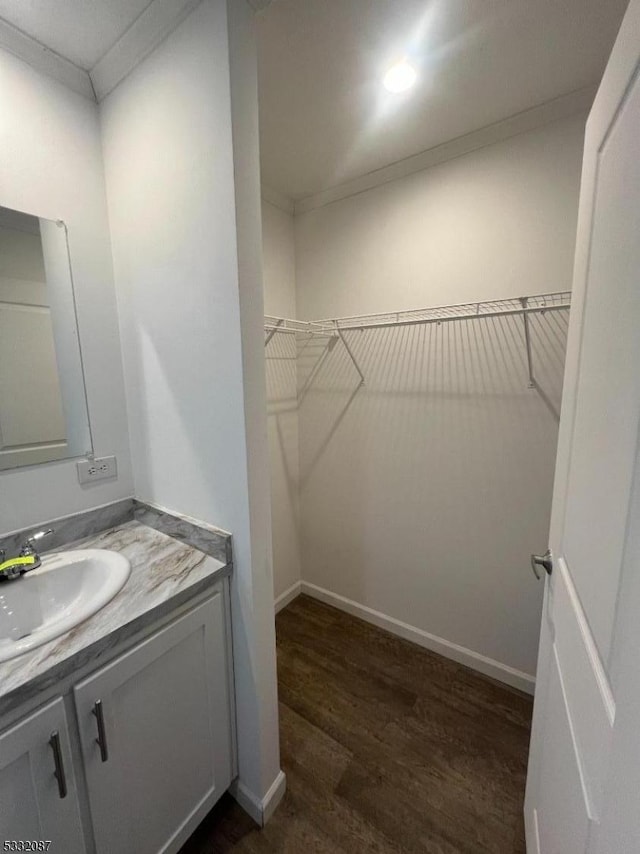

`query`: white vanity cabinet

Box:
[74,593,233,854]
[0,582,235,854]
[0,697,85,851]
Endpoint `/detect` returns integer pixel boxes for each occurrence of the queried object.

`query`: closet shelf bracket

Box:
[335,326,365,386]
[520,297,536,389]
[264,318,283,347]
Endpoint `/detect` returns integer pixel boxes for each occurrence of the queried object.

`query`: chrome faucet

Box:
[0,529,54,581]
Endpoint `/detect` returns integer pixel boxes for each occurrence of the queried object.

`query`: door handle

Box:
[49,731,68,799]
[92,699,109,762]
[531,549,553,579]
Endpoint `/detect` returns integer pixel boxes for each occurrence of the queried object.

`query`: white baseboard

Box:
[261,769,287,824]
[300,581,535,695]
[230,770,287,827]
[274,580,302,614]
[525,807,542,854]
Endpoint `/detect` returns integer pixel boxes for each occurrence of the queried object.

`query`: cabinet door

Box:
[74,593,233,854]
[0,697,85,851]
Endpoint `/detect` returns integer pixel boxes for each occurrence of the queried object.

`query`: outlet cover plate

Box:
[77,455,117,485]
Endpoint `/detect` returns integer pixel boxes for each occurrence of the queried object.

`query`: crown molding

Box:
[90,0,202,101]
[0,0,205,103]
[294,85,596,216]
[0,16,94,100]
[261,184,295,215]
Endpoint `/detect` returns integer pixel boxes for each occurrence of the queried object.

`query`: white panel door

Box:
[525,2,640,852]
[74,594,233,854]
[0,296,68,468]
[0,697,85,851]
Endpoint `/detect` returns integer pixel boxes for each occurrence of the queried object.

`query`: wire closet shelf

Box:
[315,290,571,331]
[266,291,569,336]
[264,290,571,388]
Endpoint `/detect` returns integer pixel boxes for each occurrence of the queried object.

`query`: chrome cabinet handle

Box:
[92,700,109,762]
[49,731,67,799]
[531,550,553,579]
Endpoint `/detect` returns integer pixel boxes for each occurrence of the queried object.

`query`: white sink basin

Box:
[0,549,130,663]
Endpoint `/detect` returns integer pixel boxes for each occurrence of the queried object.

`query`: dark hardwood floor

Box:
[180,595,533,853]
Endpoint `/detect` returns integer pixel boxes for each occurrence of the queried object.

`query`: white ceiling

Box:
[257,0,629,201]
[0,0,154,70]
[0,0,200,99]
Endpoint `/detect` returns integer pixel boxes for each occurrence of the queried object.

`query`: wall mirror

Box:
[0,205,92,471]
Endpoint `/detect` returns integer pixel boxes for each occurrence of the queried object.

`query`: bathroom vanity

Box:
[0,501,235,854]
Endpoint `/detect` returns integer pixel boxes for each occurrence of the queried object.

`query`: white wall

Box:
[262,199,300,601]
[0,48,134,532]
[294,115,585,685]
[262,200,296,317]
[226,0,283,809]
[101,0,281,806]
[296,116,585,316]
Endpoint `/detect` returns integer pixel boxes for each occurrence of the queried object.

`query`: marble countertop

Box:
[0,520,230,716]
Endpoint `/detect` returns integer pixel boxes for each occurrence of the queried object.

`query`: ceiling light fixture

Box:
[383,59,417,93]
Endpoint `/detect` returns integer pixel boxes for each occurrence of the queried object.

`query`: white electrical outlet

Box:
[77,455,117,485]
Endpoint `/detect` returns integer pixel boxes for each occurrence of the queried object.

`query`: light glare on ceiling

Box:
[383,60,417,93]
